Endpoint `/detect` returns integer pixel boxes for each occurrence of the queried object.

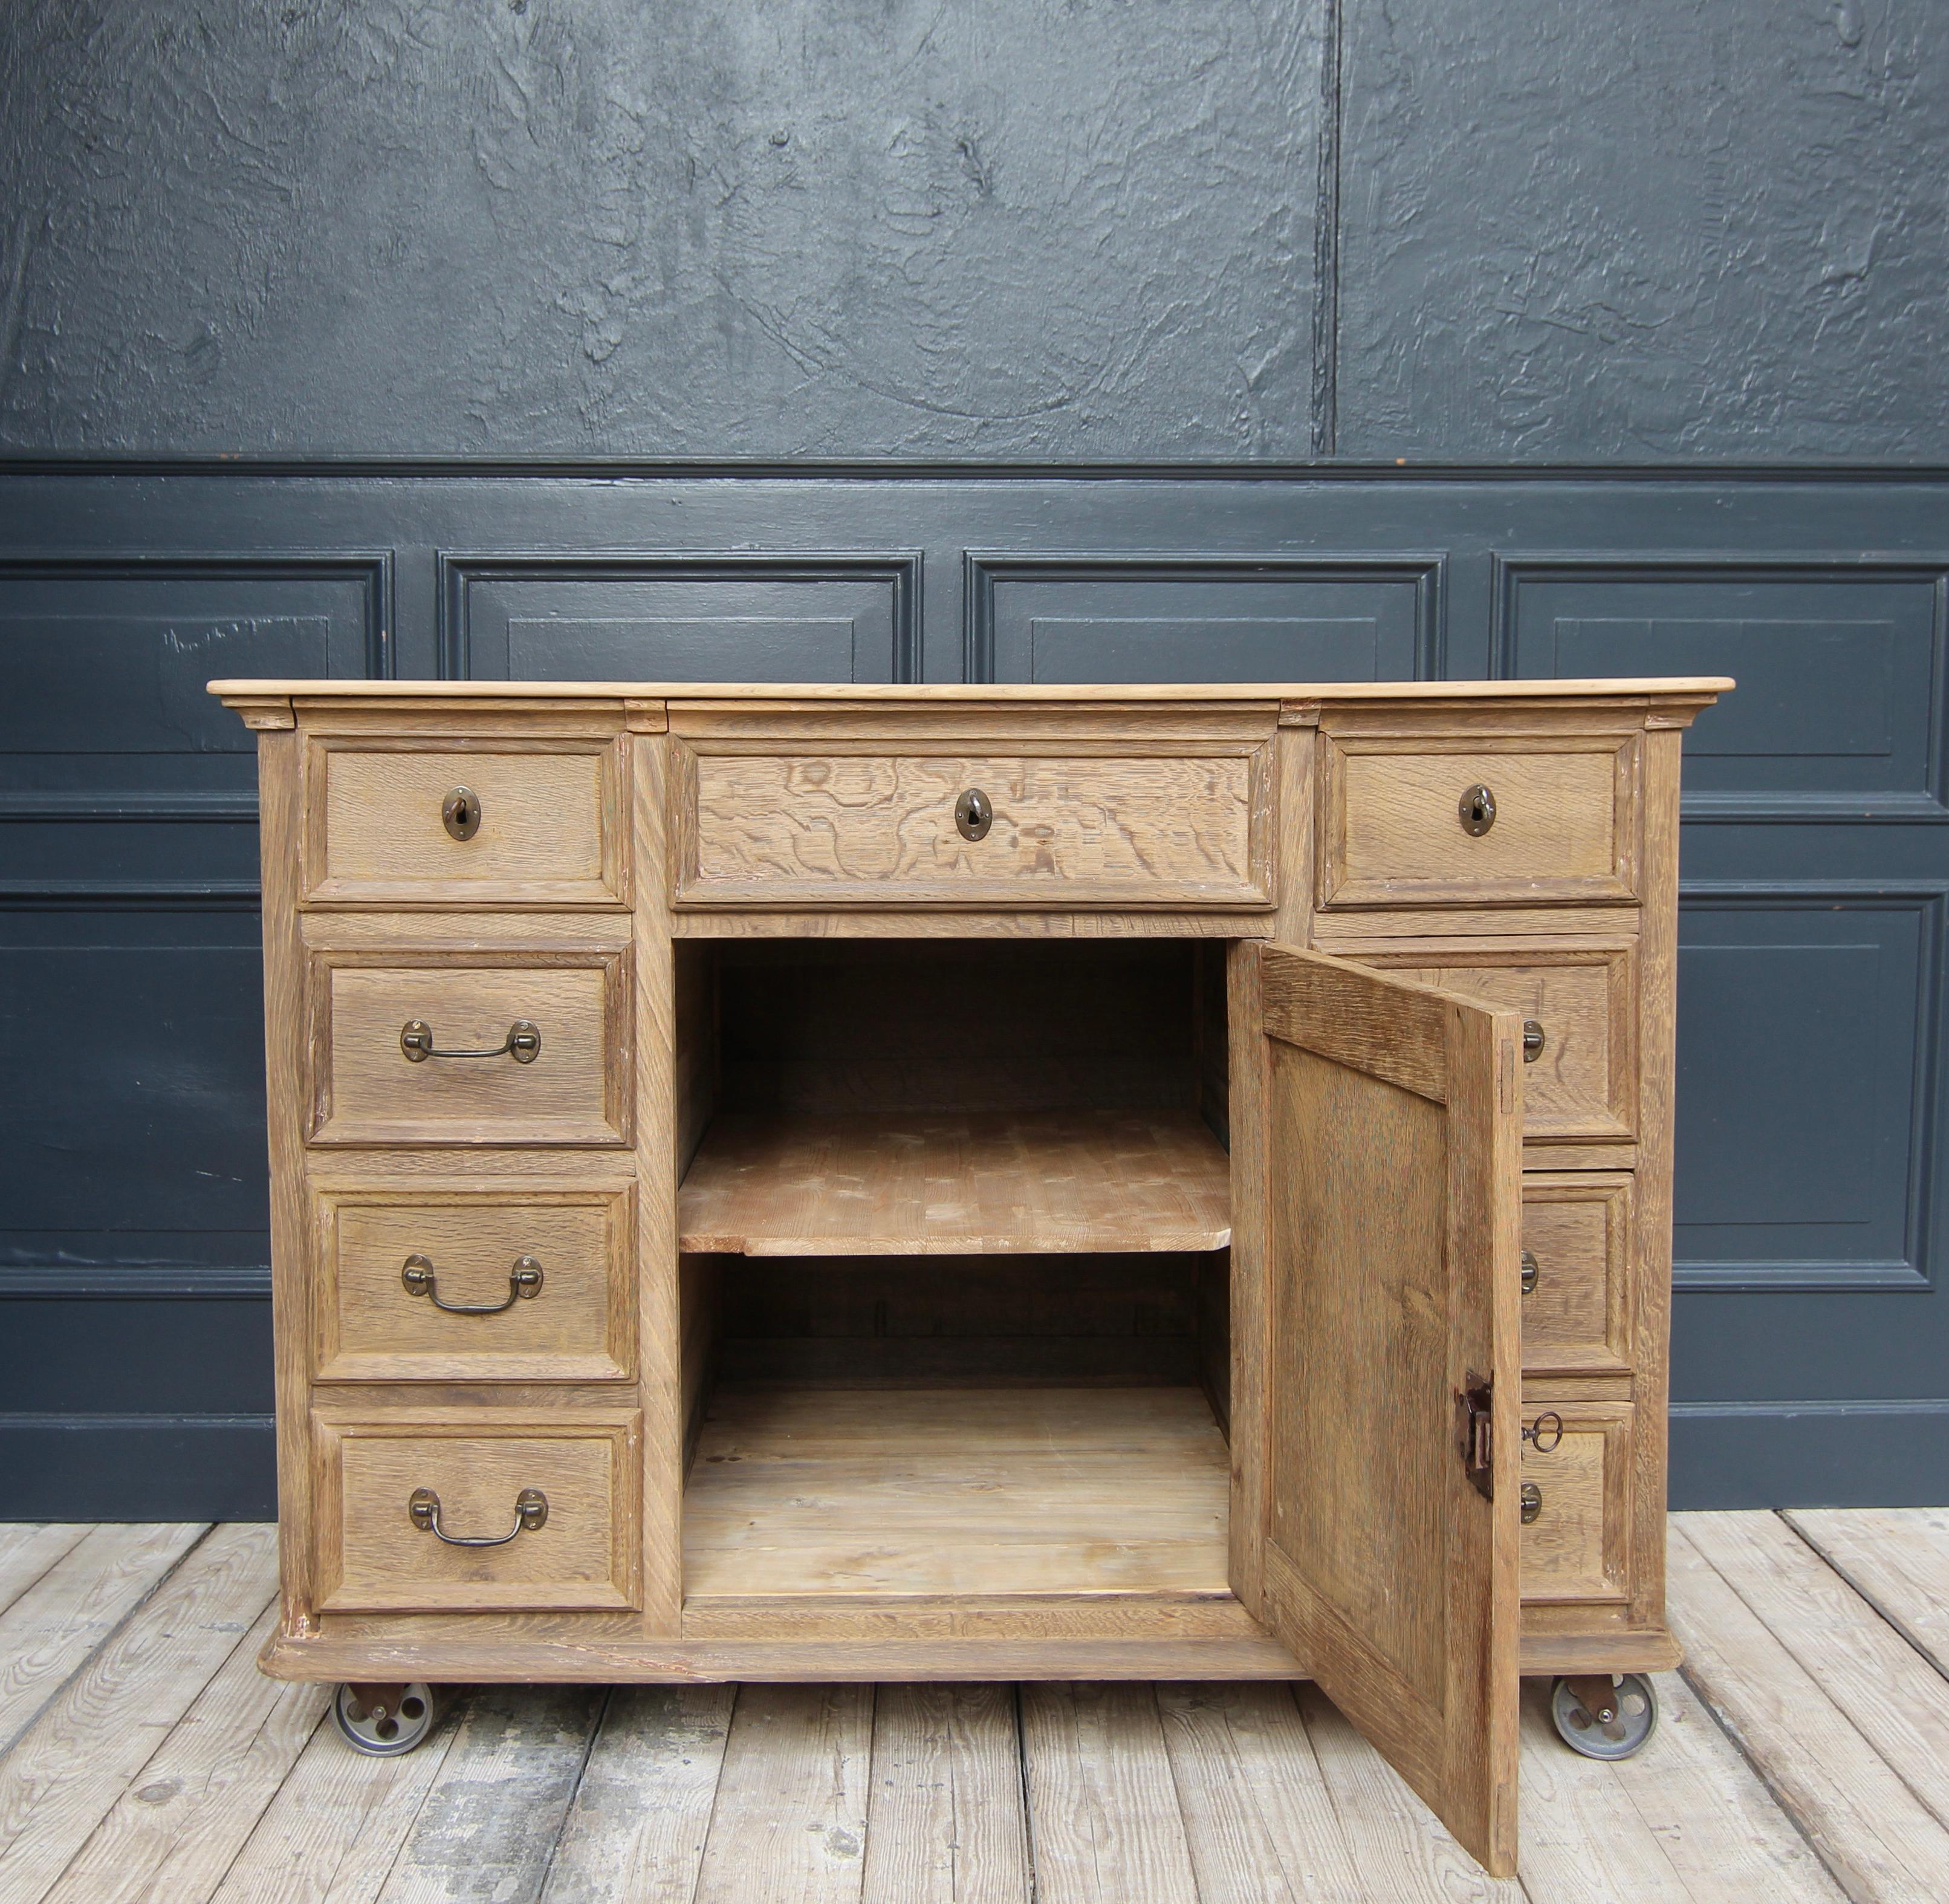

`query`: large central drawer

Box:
[669,739,1276,910]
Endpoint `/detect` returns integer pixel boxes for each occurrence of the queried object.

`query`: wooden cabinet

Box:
[217,675,1725,1876]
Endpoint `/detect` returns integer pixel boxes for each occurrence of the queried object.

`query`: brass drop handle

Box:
[1523,1019,1545,1062]
[1459,783,1497,836]
[1520,1482,1543,1525]
[955,788,993,842]
[1523,1411,1564,1454]
[401,1254,543,1314]
[409,1487,547,1547]
[400,1019,541,1064]
[442,787,482,841]
[1521,1249,1540,1296]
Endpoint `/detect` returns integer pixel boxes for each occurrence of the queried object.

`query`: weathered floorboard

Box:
[1667,1519,1949,1902]
[0,1528,92,1626]
[371,1686,606,1904]
[861,1684,1031,1904]
[1019,1682,1202,1904]
[1155,1681,1365,1903]
[1785,1507,1949,1680]
[1295,1686,1522,1904]
[1606,1669,1846,1904]
[692,1684,875,1904]
[0,1524,207,1756]
[38,1591,328,1904]
[0,1524,275,1904]
[208,1694,458,1904]
[539,1685,735,1904]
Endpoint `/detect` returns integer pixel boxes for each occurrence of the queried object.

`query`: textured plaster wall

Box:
[0,0,1943,460]
[0,0,1323,457]
[1335,0,1949,460]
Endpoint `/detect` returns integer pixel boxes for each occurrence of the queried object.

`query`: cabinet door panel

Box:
[1247,943,1524,1877]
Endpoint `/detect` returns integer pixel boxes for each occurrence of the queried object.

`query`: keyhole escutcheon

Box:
[1459,784,1497,836]
[443,787,482,842]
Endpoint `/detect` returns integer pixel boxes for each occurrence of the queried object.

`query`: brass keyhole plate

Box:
[1459,783,1497,837]
[442,787,482,842]
[955,788,993,841]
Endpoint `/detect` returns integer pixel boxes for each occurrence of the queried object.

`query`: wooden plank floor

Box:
[0,1511,1944,1902]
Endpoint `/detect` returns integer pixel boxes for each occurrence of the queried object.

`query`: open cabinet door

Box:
[1247,943,1524,1875]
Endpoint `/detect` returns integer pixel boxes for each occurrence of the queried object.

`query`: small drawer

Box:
[1317,730,1639,910]
[314,1411,640,1611]
[306,949,632,1147]
[1519,1402,1632,1604]
[303,737,628,907]
[1346,941,1636,1145]
[1521,1173,1633,1377]
[670,741,1274,910]
[312,1186,634,1383]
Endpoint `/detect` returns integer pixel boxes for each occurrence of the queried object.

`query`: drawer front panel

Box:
[307,951,631,1147]
[1522,1173,1633,1377]
[1349,943,1636,1144]
[1519,1403,1632,1604]
[1318,732,1638,909]
[313,1187,634,1383]
[316,1412,640,1611]
[305,739,626,906]
[672,744,1274,909]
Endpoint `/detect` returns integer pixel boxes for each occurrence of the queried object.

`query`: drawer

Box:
[303,737,628,907]
[1521,1174,1633,1377]
[306,949,632,1146]
[1519,1402,1632,1604]
[312,1186,634,1383]
[669,741,1274,910]
[1346,941,1636,1145]
[314,1411,640,1611]
[1317,730,1638,910]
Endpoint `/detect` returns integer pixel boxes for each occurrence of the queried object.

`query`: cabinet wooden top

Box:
[211,677,1730,712]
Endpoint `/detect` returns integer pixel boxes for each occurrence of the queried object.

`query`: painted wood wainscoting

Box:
[0,1510,1943,1902]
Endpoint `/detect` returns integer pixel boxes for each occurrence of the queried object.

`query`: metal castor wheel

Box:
[332,1681,440,1756]
[1550,1673,1659,1760]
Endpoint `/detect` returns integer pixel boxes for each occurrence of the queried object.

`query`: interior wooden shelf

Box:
[677,1108,1232,1256]
[683,1385,1232,1599]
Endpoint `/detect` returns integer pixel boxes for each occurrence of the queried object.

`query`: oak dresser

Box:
[213,675,1727,1875]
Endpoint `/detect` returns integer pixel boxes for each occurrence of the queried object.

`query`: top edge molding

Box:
[210,677,1733,704]
[2,456,1949,484]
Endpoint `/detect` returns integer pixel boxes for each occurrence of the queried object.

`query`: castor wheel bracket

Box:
[1549,1671,1659,1760]
[332,1680,441,1755]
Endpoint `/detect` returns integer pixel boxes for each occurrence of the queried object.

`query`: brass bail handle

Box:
[401,1254,544,1314]
[400,1019,542,1064]
[409,1487,548,1547]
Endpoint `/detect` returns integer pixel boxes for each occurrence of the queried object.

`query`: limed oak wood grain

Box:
[673,742,1274,910]
[679,1110,1231,1256]
[683,1387,1230,1600]
[1252,945,1523,1877]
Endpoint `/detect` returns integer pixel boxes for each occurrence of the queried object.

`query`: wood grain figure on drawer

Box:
[311,1409,641,1613]
[1519,1402,1634,1604]
[303,735,629,908]
[671,742,1275,910]
[1520,1173,1635,1377]
[1317,729,1639,910]
[306,947,632,1147]
[311,1186,635,1383]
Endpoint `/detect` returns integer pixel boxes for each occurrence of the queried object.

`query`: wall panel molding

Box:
[1673,880,1947,1292]
[963,551,1445,683]
[1493,554,1949,821]
[438,551,922,683]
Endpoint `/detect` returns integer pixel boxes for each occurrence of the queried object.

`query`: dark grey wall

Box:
[4,3,1949,1517]
[5,1,1944,460]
